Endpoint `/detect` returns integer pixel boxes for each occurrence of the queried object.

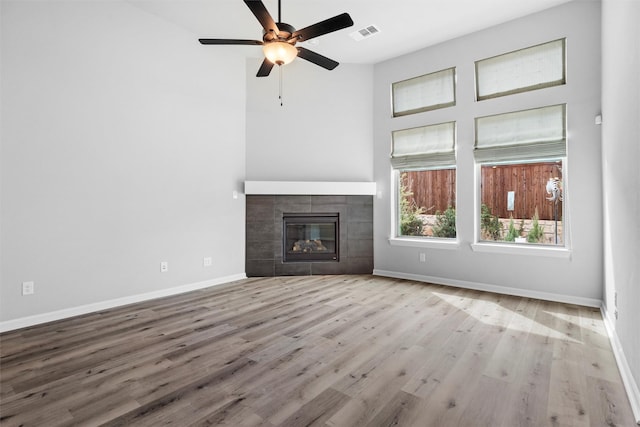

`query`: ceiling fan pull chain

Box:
[279,66,284,107]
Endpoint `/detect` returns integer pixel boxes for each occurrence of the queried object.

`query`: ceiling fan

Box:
[198,0,354,77]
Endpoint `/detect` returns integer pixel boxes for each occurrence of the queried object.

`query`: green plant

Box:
[527,208,544,243]
[432,206,456,238]
[505,216,518,242]
[480,204,502,240]
[399,173,424,236]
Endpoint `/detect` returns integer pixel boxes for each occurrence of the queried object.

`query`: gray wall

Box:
[0,1,247,322]
[245,59,374,182]
[602,0,640,415]
[373,1,603,303]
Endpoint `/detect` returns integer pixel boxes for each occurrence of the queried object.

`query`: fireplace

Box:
[245,195,373,277]
[283,213,339,262]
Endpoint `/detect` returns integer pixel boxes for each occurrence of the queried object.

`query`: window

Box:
[392,122,456,238]
[475,105,566,246]
[475,39,565,100]
[392,67,455,117]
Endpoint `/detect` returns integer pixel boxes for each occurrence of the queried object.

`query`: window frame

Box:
[389,118,458,243]
[392,166,458,242]
[391,121,457,169]
[472,103,570,252]
[474,104,567,163]
[475,158,566,247]
[475,38,566,101]
[392,67,456,117]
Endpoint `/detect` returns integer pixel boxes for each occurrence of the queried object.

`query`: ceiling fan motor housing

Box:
[263,22,297,44]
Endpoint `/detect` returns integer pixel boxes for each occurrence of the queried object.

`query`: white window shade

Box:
[476,39,565,100]
[392,68,455,117]
[475,104,566,162]
[392,122,456,169]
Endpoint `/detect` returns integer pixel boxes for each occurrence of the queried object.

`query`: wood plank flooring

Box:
[0,275,635,426]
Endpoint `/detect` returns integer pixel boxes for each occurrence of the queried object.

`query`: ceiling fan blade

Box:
[244,0,279,36]
[199,39,263,45]
[296,47,339,70]
[256,58,275,77]
[292,13,354,42]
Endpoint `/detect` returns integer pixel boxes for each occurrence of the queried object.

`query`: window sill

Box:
[470,242,571,258]
[388,237,460,250]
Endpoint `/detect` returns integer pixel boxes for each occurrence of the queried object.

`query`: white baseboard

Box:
[0,273,247,333]
[601,305,640,424]
[372,269,602,308]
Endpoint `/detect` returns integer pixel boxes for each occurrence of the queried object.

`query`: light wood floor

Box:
[0,275,635,426]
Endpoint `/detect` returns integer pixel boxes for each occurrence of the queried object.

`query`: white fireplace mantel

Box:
[244,181,377,196]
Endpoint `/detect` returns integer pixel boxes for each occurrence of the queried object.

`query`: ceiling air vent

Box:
[349,25,381,41]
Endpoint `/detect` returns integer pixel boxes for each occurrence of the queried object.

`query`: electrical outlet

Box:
[22,281,35,295]
[419,253,426,263]
[160,261,168,273]
[203,257,212,267]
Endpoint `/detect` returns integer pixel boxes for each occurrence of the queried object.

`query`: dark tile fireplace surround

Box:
[246,195,374,276]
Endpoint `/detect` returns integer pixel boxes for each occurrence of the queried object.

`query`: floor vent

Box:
[349,25,381,41]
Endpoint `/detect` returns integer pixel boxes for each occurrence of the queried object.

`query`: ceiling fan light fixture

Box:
[263,41,298,65]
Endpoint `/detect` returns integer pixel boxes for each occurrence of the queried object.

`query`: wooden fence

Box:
[402,169,456,214]
[404,161,563,221]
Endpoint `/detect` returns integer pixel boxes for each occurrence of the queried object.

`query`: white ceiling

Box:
[127,0,575,65]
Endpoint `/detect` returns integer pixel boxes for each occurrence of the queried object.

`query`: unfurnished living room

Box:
[1,0,639,426]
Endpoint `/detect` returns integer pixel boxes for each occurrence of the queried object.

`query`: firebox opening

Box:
[283,213,339,262]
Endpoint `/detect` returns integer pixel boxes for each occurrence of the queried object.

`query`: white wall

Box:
[373,1,603,304]
[245,58,374,182]
[602,0,640,419]
[0,1,247,324]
